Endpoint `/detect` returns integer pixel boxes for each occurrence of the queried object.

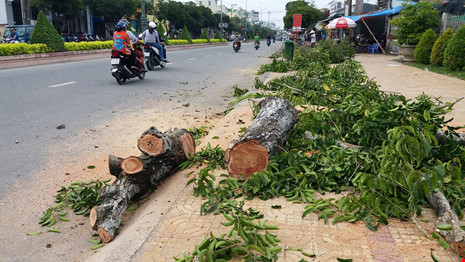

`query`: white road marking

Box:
[48,81,77,87]
[189,58,196,61]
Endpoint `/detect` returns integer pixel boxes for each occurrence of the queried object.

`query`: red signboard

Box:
[293,14,302,31]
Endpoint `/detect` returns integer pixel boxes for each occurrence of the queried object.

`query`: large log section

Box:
[90,127,195,243]
[226,97,297,180]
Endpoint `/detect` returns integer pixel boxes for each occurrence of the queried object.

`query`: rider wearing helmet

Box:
[112,21,138,70]
[141,22,168,62]
[119,19,145,71]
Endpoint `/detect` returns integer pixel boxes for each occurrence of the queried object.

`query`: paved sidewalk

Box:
[356,54,465,127]
[83,54,465,262]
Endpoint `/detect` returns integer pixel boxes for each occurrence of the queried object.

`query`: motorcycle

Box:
[110,49,145,85]
[254,41,260,50]
[233,41,241,52]
[144,40,167,70]
[3,36,19,44]
[267,39,271,46]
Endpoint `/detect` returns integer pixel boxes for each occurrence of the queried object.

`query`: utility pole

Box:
[268,11,270,27]
[141,0,147,32]
[230,4,237,17]
[220,0,223,39]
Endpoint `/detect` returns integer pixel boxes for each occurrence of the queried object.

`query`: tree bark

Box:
[435,130,465,147]
[90,127,195,242]
[227,97,297,180]
[427,191,465,245]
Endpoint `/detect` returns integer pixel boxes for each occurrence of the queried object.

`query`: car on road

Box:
[2,25,35,43]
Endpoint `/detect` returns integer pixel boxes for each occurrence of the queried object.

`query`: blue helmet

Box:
[115,21,126,31]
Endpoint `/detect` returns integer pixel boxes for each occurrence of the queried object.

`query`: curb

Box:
[0,42,229,62]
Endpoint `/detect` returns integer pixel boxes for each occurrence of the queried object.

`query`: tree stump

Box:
[90,127,195,242]
[226,97,297,180]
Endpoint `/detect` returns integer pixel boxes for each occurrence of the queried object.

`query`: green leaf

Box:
[212,136,220,139]
[87,165,95,169]
[271,205,282,209]
[436,224,452,231]
[431,250,440,262]
[437,238,450,249]
[337,258,353,262]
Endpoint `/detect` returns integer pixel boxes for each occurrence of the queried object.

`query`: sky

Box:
[177,0,333,29]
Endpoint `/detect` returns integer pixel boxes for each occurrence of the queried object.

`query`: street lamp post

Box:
[141,0,147,32]
[220,0,223,40]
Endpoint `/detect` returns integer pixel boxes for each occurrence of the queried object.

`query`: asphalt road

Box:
[0,41,280,197]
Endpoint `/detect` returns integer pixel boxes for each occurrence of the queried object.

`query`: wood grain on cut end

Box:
[98,227,113,243]
[181,133,196,158]
[89,207,98,228]
[138,133,164,157]
[227,140,269,180]
[121,156,144,175]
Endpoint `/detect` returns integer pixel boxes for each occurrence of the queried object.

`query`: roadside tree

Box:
[283,0,326,30]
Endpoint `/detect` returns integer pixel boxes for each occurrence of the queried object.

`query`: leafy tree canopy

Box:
[30,0,84,19]
[283,0,326,30]
[83,0,139,25]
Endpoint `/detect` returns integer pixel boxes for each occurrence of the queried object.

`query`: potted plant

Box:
[390,1,440,61]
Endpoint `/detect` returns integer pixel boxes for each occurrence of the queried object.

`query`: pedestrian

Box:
[310,32,316,48]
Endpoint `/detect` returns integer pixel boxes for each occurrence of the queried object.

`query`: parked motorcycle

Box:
[111,50,145,85]
[233,41,241,52]
[144,40,167,70]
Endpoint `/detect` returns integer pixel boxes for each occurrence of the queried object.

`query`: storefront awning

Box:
[342,5,406,22]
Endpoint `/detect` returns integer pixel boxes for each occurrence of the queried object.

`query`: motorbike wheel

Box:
[146,53,155,71]
[160,61,166,68]
[116,75,126,85]
[138,71,145,80]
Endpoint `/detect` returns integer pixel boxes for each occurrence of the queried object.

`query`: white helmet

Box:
[149,22,157,29]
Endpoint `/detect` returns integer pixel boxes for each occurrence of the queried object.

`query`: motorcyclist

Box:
[254,33,260,47]
[267,34,271,42]
[112,21,137,70]
[272,35,276,43]
[233,34,241,49]
[120,19,145,71]
[141,22,168,62]
[9,27,19,43]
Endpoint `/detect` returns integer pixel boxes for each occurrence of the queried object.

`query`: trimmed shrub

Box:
[430,28,454,66]
[192,39,209,44]
[156,23,168,44]
[200,28,210,42]
[180,25,192,44]
[166,39,190,45]
[30,11,65,52]
[414,29,437,64]
[214,30,221,39]
[444,25,465,71]
[0,43,50,56]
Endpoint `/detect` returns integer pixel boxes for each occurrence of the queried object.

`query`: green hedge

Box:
[0,43,50,56]
[0,38,225,56]
[209,39,226,43]
[166,39,190,45]
[64,41,113,51]
[192,39,209,44]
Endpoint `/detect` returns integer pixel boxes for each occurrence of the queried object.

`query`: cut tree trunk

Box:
[436,130,465,147]
[427,191,465,245]
[90,127,195,242]
[226,97,297,180]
